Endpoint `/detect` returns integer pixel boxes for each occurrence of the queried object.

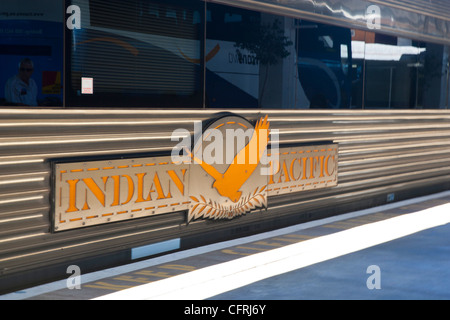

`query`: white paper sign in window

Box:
[81,77,93,94]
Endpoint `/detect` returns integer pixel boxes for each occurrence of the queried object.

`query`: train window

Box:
[204,4,448,109]
[65,0,203,108]
[204,3,448,110]
[205,4,307,108]
[204,6,356,109]
[0,0,64,107]
[2,1,449,109]
[357,31,448,109]
[205,4,259,108]
[297,20,353,108]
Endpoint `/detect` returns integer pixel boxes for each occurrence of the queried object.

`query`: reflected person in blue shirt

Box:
[5,58,38,106]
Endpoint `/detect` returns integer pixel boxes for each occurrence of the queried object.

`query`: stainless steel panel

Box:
[0,108,450,285]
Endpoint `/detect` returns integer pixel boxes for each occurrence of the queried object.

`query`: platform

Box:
[2,191,450,301]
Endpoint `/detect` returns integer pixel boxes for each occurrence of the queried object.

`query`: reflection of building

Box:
[1,0,448,109]
[350,30,447,108]
[351,41,426,61]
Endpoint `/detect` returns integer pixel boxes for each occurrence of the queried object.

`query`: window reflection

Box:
[0,0,63,107]
[205,5,262,108]
[204,4,448,110]
[66,0,202,108]
[354,30,447,109]
[206,5,309,108]
[1,1,448,109]
[297,21,352,108]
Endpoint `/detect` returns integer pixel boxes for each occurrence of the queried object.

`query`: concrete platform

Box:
[211,222,450,300]
[2,191,450,300]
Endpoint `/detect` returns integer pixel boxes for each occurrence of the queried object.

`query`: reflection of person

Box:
[5,58,38,106]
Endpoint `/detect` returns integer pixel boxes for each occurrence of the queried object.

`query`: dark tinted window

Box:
[205,4,303,108]
[4,1,447,109]
[297,20,352,109]
[355,30,448,109]
[0,0,63,107]
[66,0,202,108]
[63,1,450,109]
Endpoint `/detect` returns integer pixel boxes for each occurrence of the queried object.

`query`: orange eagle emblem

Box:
[187,115,270,221]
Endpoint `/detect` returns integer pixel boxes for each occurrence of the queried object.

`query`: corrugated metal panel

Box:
[0,109,450,288]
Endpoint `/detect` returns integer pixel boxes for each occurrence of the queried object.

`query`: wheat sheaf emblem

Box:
[189,186,267,222]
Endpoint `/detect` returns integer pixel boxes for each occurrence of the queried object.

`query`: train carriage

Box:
[0,0,449,293]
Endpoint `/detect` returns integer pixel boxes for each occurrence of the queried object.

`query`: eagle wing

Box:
[222,115,270,186]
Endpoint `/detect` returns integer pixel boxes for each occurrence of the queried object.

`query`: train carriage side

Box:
[0,0,449,294]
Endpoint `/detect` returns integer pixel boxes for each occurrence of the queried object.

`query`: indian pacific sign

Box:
[53,114,337,231]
